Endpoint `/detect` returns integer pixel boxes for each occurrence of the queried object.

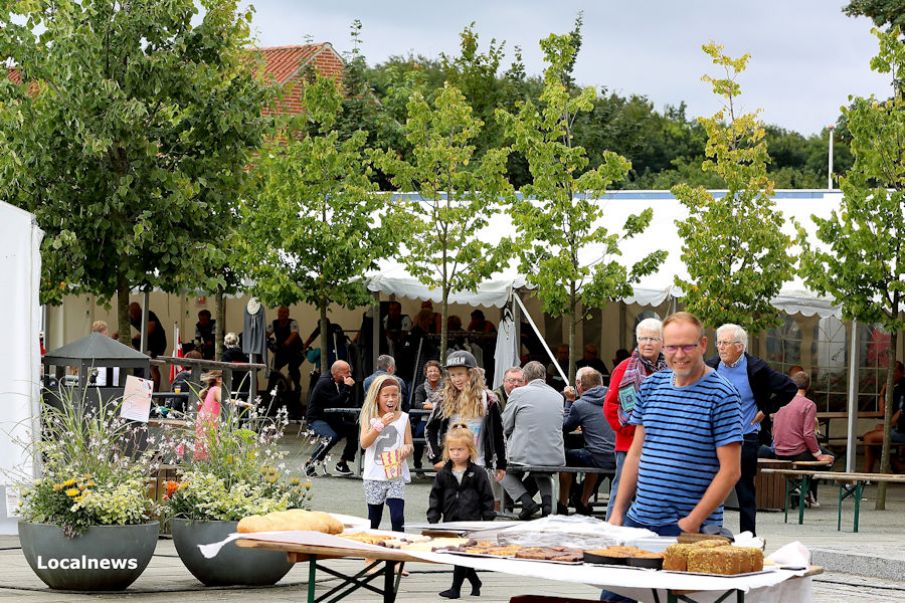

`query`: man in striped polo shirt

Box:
[608,311,743,536]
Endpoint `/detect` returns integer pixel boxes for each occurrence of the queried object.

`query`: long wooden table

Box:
[236,540,414,603]
[235,534,820,603]
[760,468,905,532]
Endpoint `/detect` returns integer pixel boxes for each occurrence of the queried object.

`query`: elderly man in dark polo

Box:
[492,366,524,411]
[706,323,796,536]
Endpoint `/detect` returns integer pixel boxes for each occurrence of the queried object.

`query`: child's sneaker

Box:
[335,461,353,476]
[304,461,317,478]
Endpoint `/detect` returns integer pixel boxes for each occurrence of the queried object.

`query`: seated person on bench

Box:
[862,361,905,473]
[560,367,616,515]
[772,371,835,507]
[501,361,565,519]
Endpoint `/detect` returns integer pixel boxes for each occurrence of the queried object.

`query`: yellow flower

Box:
[65,488,80,497]
[52,483,65,492]
[289,477,301,486]
[303,481,312,490]
[63,478,77,487]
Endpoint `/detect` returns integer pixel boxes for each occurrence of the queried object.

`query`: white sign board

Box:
[120,375,153,422]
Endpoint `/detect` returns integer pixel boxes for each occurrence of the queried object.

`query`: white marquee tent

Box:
[0,201,43,535]
[365,190,844,318]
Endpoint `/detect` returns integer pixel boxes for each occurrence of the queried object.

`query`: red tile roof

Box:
[251,43,345,116]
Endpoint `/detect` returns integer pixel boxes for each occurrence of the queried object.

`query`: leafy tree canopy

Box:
[0,0,272,339]
[673,43,795,334]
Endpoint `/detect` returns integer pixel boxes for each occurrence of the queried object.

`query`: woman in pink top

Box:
[194,370,223,461]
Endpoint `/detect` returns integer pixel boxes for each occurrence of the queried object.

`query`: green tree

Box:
[240,76,401,371]
[844,0,905,29]
[799,28,905,509]
[672,43,795,333]
[0,0,271,341]
[498,31,665,382]
[372,83,512,362]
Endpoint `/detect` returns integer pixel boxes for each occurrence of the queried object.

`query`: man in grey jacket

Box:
[501,361,566,518]
[560,367,616,515]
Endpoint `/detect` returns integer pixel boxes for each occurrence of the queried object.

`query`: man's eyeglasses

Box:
[716,340,741,348]
[504,378,522,384]
[638,337,661,343]
[663,343,700,354]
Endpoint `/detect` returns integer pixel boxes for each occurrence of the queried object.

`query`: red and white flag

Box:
[169,324,184,383]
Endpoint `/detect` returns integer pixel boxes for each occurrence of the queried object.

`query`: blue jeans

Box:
[308,419,357,464]
[605,451,627,521]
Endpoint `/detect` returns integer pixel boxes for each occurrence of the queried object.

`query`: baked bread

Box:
[237,509,344,534]
[687,547,748,575]
[662,543,697,571]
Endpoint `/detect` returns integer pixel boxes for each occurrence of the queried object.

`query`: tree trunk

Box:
[567,287,578,385]
[214,285,226,361]
[319,303,329,375]
[116,271,131,351]
[876,328,898,510]
[440,290,449,365]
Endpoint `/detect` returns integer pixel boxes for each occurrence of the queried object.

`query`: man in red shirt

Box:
[771,371,834,506]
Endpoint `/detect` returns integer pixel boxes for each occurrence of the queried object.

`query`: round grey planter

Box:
[171,518,293,586]
[18,521,159,591]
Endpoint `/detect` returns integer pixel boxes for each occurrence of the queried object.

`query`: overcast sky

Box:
[238,1,891,137]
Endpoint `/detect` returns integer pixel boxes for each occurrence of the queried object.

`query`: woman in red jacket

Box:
[603,318,667,521]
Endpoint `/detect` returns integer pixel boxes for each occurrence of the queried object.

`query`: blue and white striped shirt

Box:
[626,370,742,529]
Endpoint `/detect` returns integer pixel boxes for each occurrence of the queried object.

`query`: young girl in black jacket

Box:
[427,426,496,599]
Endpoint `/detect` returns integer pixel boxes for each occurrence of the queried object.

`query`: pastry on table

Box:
[237,509,343,534]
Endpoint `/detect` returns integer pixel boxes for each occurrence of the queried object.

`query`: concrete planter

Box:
[18,521,158,591]
[171,518,293,586]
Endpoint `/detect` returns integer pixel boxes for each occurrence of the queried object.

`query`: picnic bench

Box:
[500,463,615,518]
[760,466,905,532]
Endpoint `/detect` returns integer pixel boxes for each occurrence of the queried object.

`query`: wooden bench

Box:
[760,467,905,532]
[501,464,615,518]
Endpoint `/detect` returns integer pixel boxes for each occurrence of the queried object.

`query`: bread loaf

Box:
[237,509,343,534]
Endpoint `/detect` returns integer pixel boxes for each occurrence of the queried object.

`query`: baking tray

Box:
[435,549,584,565]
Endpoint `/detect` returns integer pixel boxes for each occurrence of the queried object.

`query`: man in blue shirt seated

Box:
[608,311,743,536]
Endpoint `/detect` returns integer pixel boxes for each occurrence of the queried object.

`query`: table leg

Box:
[853,481,863,533]
[308,556,317,603]
[798,475,809,525]
[383,560,397,603]
[837,483,843,531]
[783,477,790,523]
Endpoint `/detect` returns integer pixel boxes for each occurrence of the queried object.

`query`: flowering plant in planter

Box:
[16,392,159,537]
[161,405,312,522]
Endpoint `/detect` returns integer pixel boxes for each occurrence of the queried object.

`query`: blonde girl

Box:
[425,351,507,481]
[427,426,495,598]
[359,375,413,532]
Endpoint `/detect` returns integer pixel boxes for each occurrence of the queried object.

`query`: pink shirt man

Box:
[772,394,819,457]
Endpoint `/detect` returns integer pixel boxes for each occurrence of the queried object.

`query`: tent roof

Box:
[42,333,151,368]
[366,190,842,317]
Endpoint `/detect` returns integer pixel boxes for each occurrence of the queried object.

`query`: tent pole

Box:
[512,291,521,364]
[371,292,380,378]
[845,318,859,473]
[513,293,567,385]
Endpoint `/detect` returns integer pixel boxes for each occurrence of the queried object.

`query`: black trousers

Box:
[735,435,760,536]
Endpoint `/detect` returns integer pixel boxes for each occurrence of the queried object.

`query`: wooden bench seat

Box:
[500,464,616,519]
[760,468,905,532]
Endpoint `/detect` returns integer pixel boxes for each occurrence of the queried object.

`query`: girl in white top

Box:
[359,375,413,532]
